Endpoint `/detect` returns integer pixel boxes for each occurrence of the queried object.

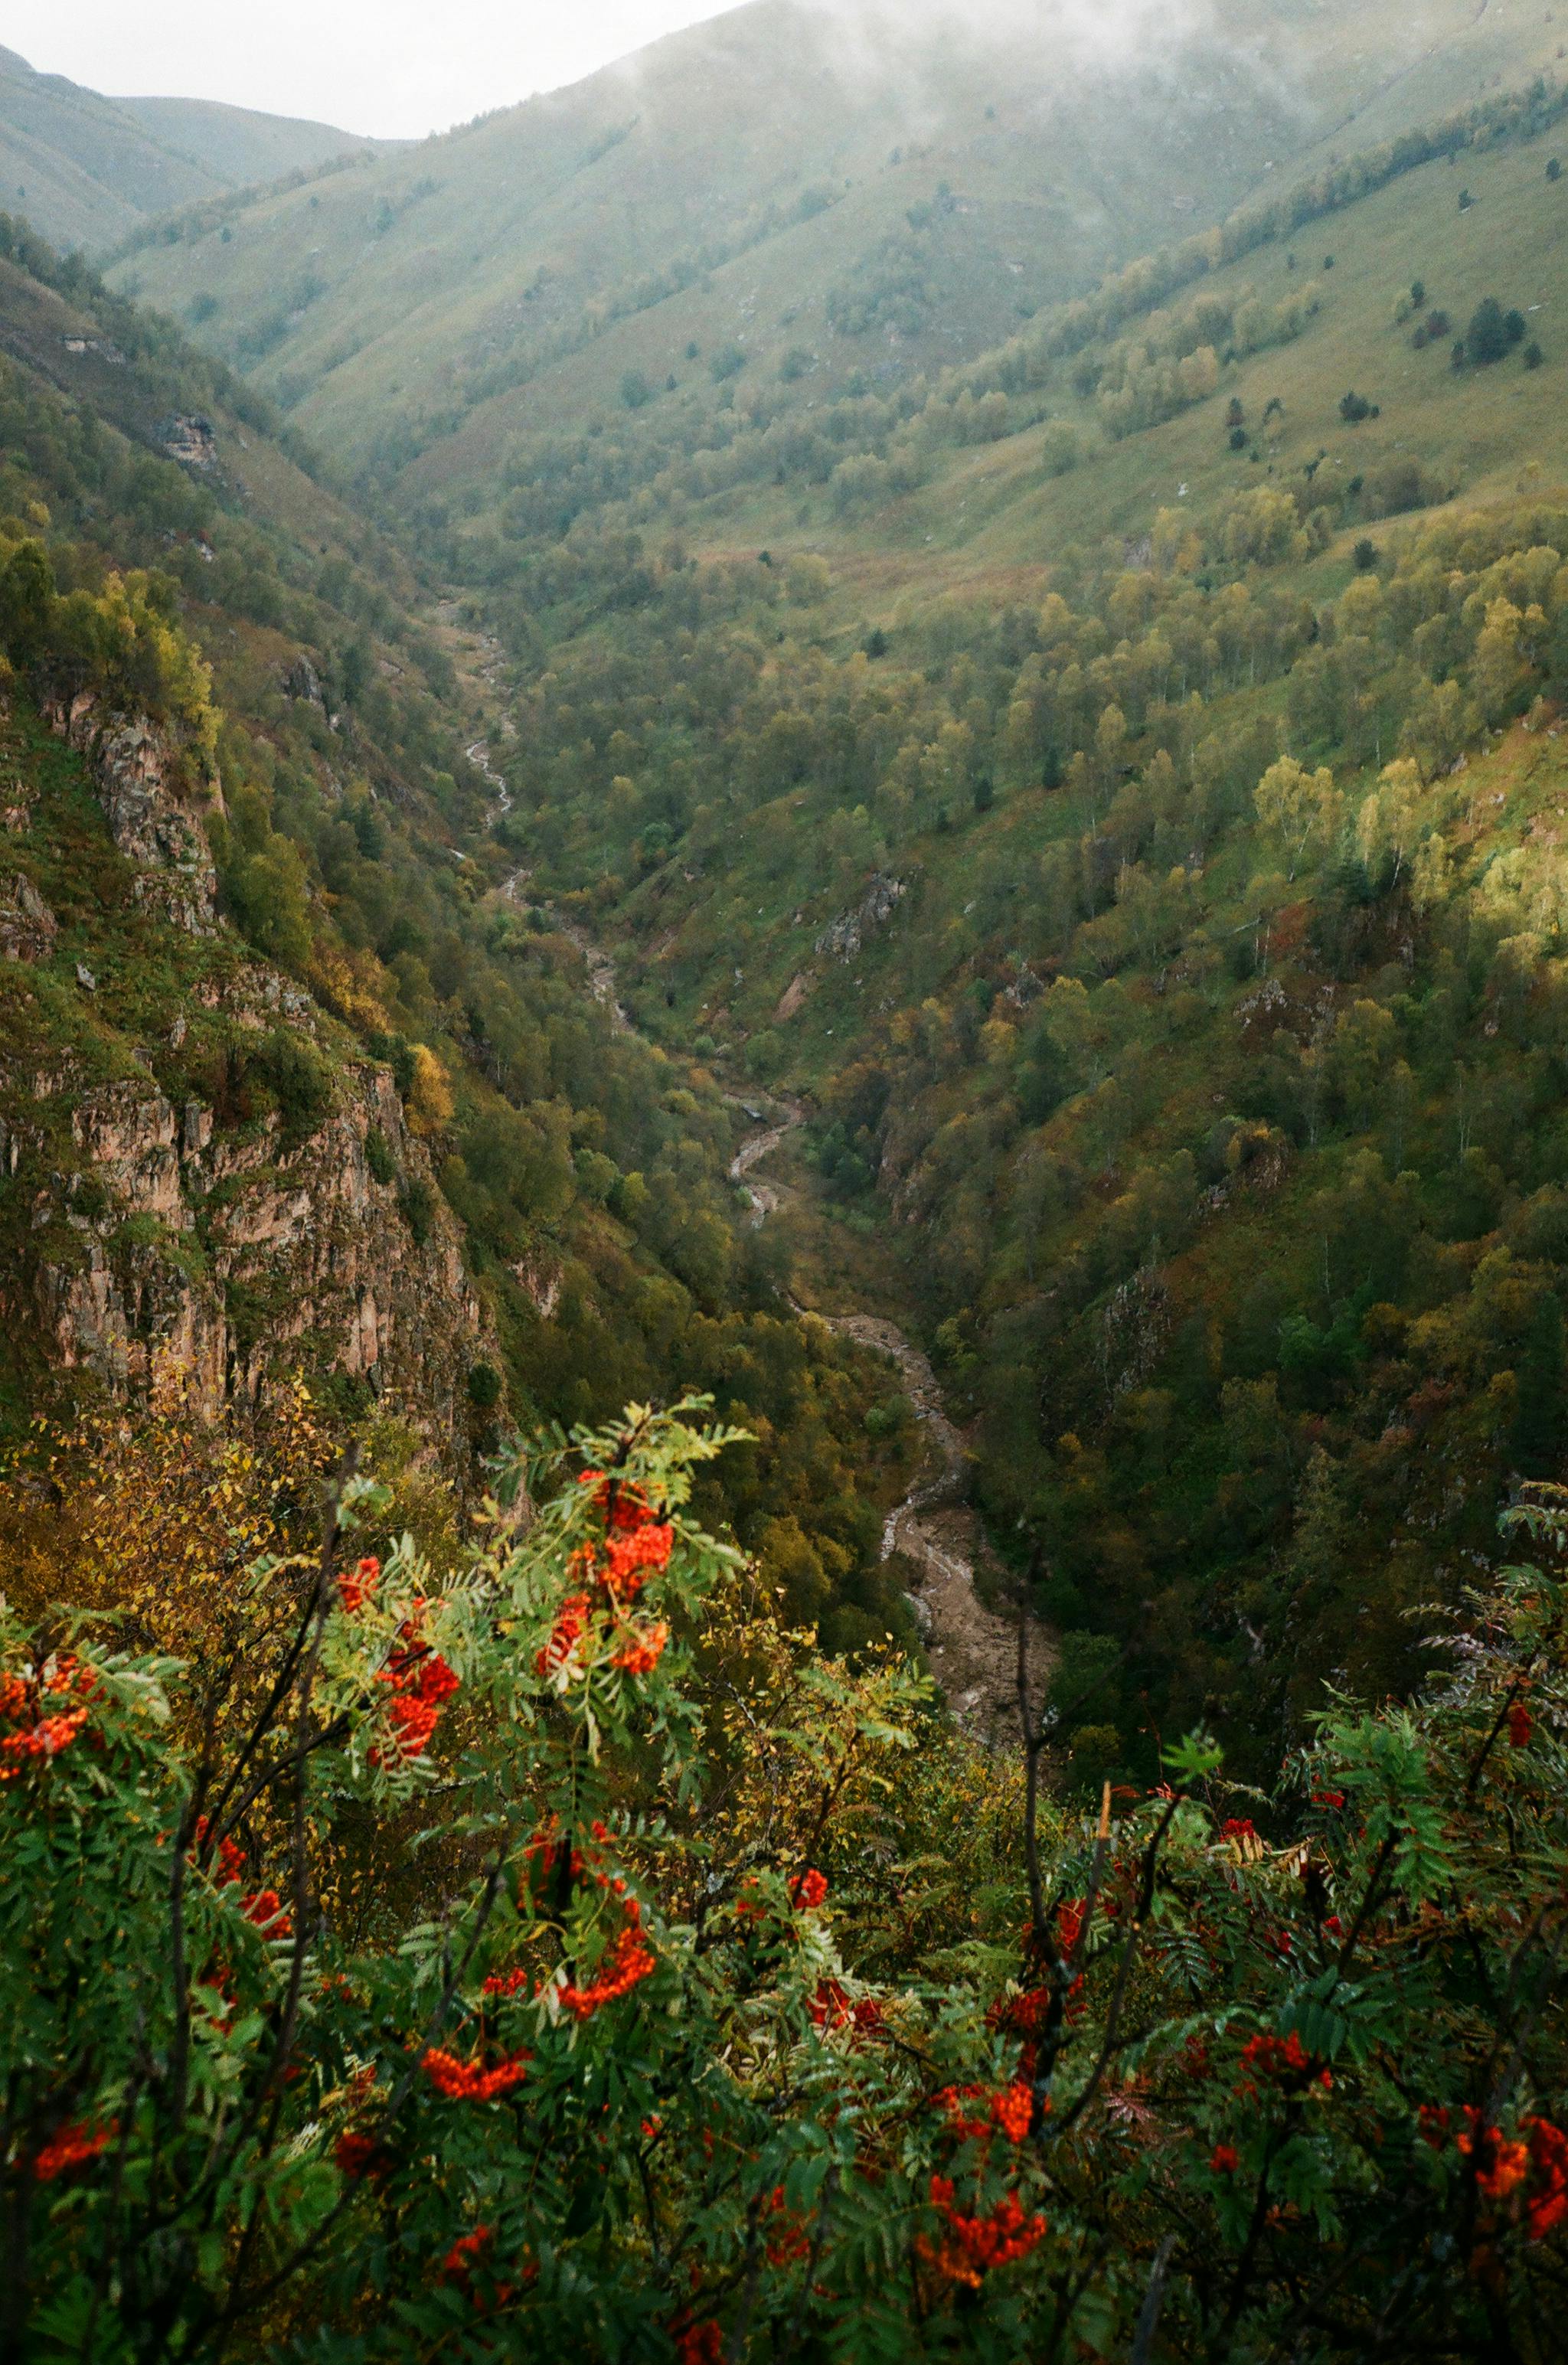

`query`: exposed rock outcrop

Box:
[47,695,222,932]
[15,1060,486,1432]
[2,700,493,1455]
[160,414,217,469]
[1,872,56,962]
[815,872,904,961]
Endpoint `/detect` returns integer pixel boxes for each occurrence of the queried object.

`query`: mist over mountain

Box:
[108,0,1560,502]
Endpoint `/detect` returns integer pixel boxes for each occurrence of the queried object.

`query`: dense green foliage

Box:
[11,17,1568,2359]
[5,1403,1568,2360]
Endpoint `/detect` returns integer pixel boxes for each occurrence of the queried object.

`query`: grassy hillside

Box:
[106,0,1564,496]
[0,44,376,255]
[0,219,916,1648]
[113,92,392,190]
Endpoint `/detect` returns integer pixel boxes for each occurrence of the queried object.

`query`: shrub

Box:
[4,1410,1568,2360]
[256,1025,335,1138]
[1466,297,1512,364]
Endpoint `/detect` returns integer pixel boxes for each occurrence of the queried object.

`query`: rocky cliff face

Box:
[1,696,493,1444]
[47,692,221,932]
[11,1051,485,1429]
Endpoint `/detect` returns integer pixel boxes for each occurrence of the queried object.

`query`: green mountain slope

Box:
[381,77,1568,1776]
[106,0,1562,495]
[0,45,377,254]
[112,92,388,191]
[0,217,913,1650]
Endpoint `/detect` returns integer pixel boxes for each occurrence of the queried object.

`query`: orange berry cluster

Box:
[936,2082,1034,2145]
[541,1472,678,1684]
[422,2046,532,2101]
[1459,2109,1568,2239]
[559,1906,656,2021]
[440,2224,494,2282]
[338,1554,381,1614]
[374,1613,460,1762]
[537,1591,591,1678]
[611,1620,669,1675]
[0,1654,96,1781]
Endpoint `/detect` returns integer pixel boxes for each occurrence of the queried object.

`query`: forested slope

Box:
[0,219,913,1649]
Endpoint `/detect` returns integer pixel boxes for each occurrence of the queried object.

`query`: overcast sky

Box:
[7,2,744,139]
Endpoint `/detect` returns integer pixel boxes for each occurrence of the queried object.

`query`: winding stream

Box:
[728,1098,1044,1743]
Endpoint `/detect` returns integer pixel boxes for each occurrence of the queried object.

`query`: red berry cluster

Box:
[0,1654,96,1781]
[192,1816,293,1940]
[333,2127,391,2181]
[808,1978,884,2034]
[918,2177,1047,2288]
[762,2186,812,2265]
[1236,2029,1331,2096]
[32,2121,115,2181]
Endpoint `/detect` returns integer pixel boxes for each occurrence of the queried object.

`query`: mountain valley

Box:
[6,10,1568,2354]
